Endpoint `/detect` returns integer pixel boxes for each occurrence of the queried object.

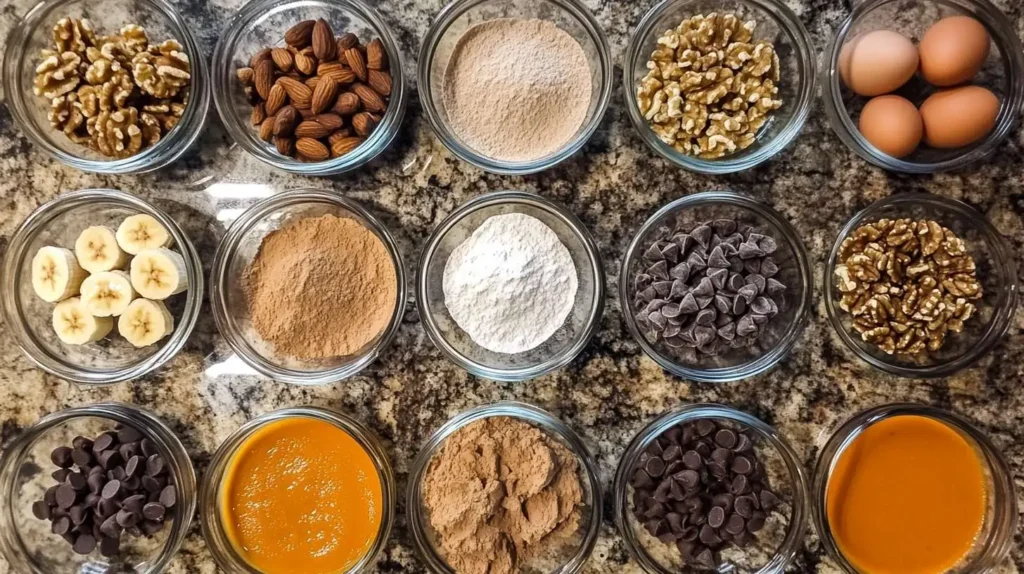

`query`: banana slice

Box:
[81,271,136,317]
[53,298,113,345]
[130,248,188,300]
[75,226,129,273]
[118,299,174,347]
[31,246,88,302]
[116,214,173,255]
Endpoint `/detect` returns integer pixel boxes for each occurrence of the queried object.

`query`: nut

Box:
[367,70,392,97]
[351,83,386,113]
[311,74,338,114]
[330,136,363,157]
[258,116,275,141]
[295,137,330,161]
[250,47,272,68]
[275,136,294,155]
[285,20,315,48]
[366,39,387,70]
[131,39,190,99]
[276,76,312,108]
[271,47,294,72]
[273,105,299,136]
[317,62,355,85]
[351,112,378,137]
[332,92,360,115]
[344,47,367,82]
[295,120,331,138]
[237,66,254,85]
[315,113,344,131]
[251,102,266,126]
[34,50,82,99]
[254,59,274,100]
[294,49,317,75]
[265,83,287,115]
[312,19,337,62]
[336,33,358,52]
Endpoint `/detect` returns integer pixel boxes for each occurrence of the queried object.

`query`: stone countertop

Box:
[1,0,1023,571]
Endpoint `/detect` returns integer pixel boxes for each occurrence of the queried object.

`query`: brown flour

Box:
[423,417,584,574]
[244,213,397,359]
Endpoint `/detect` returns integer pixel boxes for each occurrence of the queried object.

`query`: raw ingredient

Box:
[919,85,1000,149]
[443,19,590,162]
[443,213,577,354]
[423,417,583,574]
[919,16,991,87]
[119,299,174,347]
[34,18,191,158]
[32,425,178,558]
[75,226,128,273]
[835,218,981,355]
[826,415,985,574]
[81,270,135,317]
[630,418,780,568]
[32,246,87,302]
[220,417,383,574]
[858,95,923,158]
[116,214,173,255]
[839,30,919,96]
[637,13,782,159]
[244,213,397,359]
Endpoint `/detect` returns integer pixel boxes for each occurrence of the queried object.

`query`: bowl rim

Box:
[209,188,408,385]
[619,191,813,383]
[819,0,1024,174]
[622,0,817,174]
[822,193,1018,377]
[612,403,810,574]
[416,0,614,175]
[1,0,211,174]
[809,403,1018,573]
[415,190,605,382]
[211,0,407,175]
[0,189,205,385]
[405,401,603,574]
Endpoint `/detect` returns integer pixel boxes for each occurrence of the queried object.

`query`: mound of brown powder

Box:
[422,417,584,574]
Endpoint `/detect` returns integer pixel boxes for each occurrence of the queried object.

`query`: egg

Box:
[919,85,1000,148]
[839,30,919,96]
[919,16,990,86]
[858,95,923,158]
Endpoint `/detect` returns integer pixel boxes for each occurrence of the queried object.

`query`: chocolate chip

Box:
[97,450,123,471]
[99,536,120,557]
[732,455,753,475]
[676,469,700,489]
[714,429,737,449]
[32,500,51,520]
[731,474,750,495]
[632,469,653,489]
[699,524,722,546]
[712,492,735,512]
[101,480,123,501]
[56,484,77,509]
[51,468,71,483]
[707,506,725,528]
[87,473,105,495]
[51,516,71,535]
[735,495,756,518]
[645,457,666,478]
[97,498,120,519]
[146,455,166,477]
[92,432,116,453]
[115,509,137,528]
[644,242,664,261]
[122,494,146,514]
[51,447,73,468]
[100,515,122,538]
[725,514,746,535]
[759,490,779,511]
[747,511,767,532]
[159,485,176,509]
[72,436,93,451]
[69,505,89,525]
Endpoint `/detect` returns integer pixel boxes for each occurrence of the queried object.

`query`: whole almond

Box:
[276,136,295,156]
[237,67,255,85]
[315,113,344,131]
[352,112,379,137]
[328,129,353,145]
[254,59,274,100]
[273,105,299,136]
[311,74,338,114]
[305,76,320,90]
[344,47,368,82]
[330,136,363,158]
[336,32,359,52]
[295,120,332,138]
[265,84,288,116]
[276,77,312,107]
[285,20,316,48]
[250,48,272,68]
[317,63,355,85]
[332,92,361,115]
[312,19,337,62]
[270,48,294,73]
[296,137,330,161]
[367,69,392,97]
[366,39,387,70]
[259,117,275,141]
[294,50,317,75]
[251,102,266,126]
[351,83,386,113]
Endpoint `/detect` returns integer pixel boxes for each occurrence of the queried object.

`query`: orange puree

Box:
[220,417,382,574]
[826,415,985,574]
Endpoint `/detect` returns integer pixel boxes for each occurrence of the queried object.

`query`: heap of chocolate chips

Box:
[633,219,787,355]
[32,425,177,557]
[630,419,779,568]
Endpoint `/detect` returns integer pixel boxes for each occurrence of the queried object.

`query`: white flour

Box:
[443,213,578,354]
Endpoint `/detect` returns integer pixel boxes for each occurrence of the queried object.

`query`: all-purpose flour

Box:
[443,213,578,354]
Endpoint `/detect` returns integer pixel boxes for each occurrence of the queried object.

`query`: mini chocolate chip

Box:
[666,512,686,533]
[653,480,672,503]
[676,469,700,489]
[663,444,682,461]
[712,493,735,512]
[683,496,703,514]
[51,447,73,468]
[695,419,715,436]
[735,495,756,518]
[677,539,697,558]
[707,506,725,528]
[707,462,728,479]
[734,433,753,453]
[714,429,737,449]
[689,511,706,526]
[644,501,667,519]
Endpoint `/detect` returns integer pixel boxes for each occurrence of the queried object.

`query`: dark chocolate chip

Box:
[661,242,680,263]
[714,429,737,449]
[51,468,71,483]
[92,432,116,453]
[747,511,767,532]
[32,500,51,520]
[97,450,123,471]
[87,473,105,495]
[71,449,93,469]
[699,524,722,546]
[101,480,123,501]
[731,474,750,495]
[759,490,779,511]
[645,457,666,478]
[100,515,122,538]
[72,436,93,451]
[707,506,725,528]
[725,514,746,535]
[676,469,700,489]
[732,456,753,475]
[115,509,138,529]
[643,242,665,261]
[51,516,71,535]
[69,505,89,525]
[735,495,756,518]
[97,498,120,519]
[56,484,77,509]
[649,260,669,280]
[681,450,701,470]
[99,536,120,557]
[766,278,786,294]
[146,455,166,477]
[712,493,735,512]
[142,504,165,524]
[51,447,73,468]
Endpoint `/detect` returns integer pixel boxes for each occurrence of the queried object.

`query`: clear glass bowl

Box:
[212,0,407,175]
[620,192,812,383]
[209,189,407,384]
[820,0,1024,173]
[407,401,602,573]
[199,406,395,573]
[613,404,809,573]
[623,0,816,174]
[811,403,1017,573]
[0,403,197,574]
[1,189,204,385]
[416,191,605,382]
[823,193,1017,377]
[2,0,210,174]
[417,0,613,175]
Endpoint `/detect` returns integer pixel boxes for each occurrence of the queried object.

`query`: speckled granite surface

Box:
[1,0,1023,571]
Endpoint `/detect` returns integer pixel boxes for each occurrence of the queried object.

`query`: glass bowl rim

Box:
[415,190,606,382]
[619,191,813,383]
[416,0,614,175]
[822,193,1018,378]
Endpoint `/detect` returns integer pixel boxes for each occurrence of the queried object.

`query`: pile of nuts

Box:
[237,19,391,162]
[637,13,782,159]
[834,218,982,355]
[34,18,191,159]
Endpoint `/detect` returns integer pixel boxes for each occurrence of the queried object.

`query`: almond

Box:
[367,69,392,97]
[329,92,359,116]
[285,20,316,48]
[336,32,359,52]
[366,39,387,71]
[302,107,319,121]
[273,105,299,136]
[328,129,353,145]
[351,83,386,113]
[259,117,275,141]
[296,137,330,161]
[351,112,379,137]
[275,136,295,156]
[305,76,320,90]
[295,120,331,139]
[294,50,317,75]
[315,113,344,131]
[265,84,287,115]
[269,48,293,73]
[237,67,254,85]
[312,18,337,62]
[311,74,338,114]
[250,48,272,68]
[276,77,312,108]
[344,47,367,82]
[251,102,266,126]
[317,63,355,86]
[330,136,363,158]
[254,59,274,100]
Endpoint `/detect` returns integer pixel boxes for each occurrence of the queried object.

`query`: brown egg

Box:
[920,85,1000,148]
[858,95,923,158]
[839,30,919,96]
[919,16,991,86]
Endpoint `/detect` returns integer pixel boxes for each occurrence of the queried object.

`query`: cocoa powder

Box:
[244,213,397,359]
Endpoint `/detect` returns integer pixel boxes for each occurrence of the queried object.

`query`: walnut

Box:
[52,18,96,53]
[132,40,190,98]
[88,107,143,158]
[48,92,87,142]
[140,112,163,146]
[34,51,82,99]
[119,24,149,57]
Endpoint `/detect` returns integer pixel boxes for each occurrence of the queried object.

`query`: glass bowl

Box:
[407,401,602,573]
[417,0,613,175]
[811,403,1017,573]
[820,0,1024,173]
[0,403,197,574]
[1,189,204,385]
[199,406,395,573]
[623,0,816,174]
[209,189,407,385]
[417,191,604,382]
[212,0,407,175]
[2,0,210,174]
[823,193,1017,377]
[620,192,812,383]
[613,404,809,573]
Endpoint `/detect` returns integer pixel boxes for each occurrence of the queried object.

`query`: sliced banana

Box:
[130,248,188,300]
[31,246,88,302]
[81,270,136,317]
[75,226,129,273]
[118,299,174,347]
[53,298,113,345]
[116,214,173,255]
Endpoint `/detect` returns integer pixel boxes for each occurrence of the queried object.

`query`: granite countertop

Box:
[2,0,1024,571]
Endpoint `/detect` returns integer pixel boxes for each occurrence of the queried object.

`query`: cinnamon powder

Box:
[244,213,397,359]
